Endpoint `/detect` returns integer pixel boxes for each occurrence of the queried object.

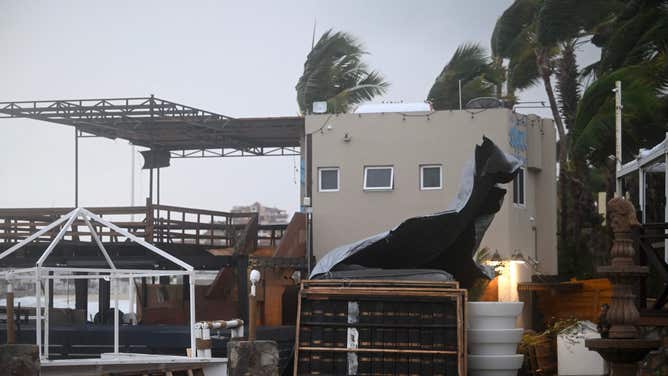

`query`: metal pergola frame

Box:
[0,95,304,207]
[0,96,303,154]
[0,207,198,361]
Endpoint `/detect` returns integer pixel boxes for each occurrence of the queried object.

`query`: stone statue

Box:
[607,197,641,268]
[607,197,640,233]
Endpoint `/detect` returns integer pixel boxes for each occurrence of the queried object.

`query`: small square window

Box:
[364,166,394,190]
[420,165,442,190]
[319,168,339,192]
[513,167,525,206]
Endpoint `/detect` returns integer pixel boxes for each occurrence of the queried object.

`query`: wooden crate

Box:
[301,279,459,289]
[294,280,467,375]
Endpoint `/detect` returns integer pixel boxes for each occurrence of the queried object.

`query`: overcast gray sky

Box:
[0,0,595,214]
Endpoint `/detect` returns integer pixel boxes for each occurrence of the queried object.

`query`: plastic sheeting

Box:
[310,136,522,288]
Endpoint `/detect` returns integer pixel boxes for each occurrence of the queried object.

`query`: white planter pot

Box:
[468,354,524,376]
[468,328,523,355]
[467,302,523,329]
[467,302,524,375]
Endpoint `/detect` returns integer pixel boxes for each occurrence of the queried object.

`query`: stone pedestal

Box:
[586,338,661,376]
[585,198,660,375]
[0,344,40,376]
[227,340,279,376]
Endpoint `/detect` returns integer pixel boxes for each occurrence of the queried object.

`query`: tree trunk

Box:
[537,48,567,163]
[537,48,570,276]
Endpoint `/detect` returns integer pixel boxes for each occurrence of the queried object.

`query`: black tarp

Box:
[310,136,522,288]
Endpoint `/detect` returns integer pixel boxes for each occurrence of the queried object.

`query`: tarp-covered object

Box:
[310,136,522,288]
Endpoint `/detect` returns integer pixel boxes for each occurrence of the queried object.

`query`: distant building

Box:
[231,202,289,225]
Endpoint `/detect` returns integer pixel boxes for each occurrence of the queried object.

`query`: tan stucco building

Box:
[304,108,558,276]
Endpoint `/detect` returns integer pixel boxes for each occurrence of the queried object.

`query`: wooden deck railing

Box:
[0,200,286,249]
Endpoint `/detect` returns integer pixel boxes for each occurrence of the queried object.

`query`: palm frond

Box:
[573,56,668,164]
[598,3,664,73]
[507,47,540,91]
[491,0,541,57]
[537,0,622,47]
[427,43,500,110]
[296,29,388,114]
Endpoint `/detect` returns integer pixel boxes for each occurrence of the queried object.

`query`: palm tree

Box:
[573,0,668,169]
[296,30,389,114]
[427,43,503,110]
[492,0,620,278]
[491,0,620,162]
[573,54,668,167]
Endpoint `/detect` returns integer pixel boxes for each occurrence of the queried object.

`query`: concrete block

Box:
[0,344,39,376]
[227,340,279,376]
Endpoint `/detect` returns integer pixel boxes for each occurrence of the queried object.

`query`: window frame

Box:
[420,164,443,190]
[318,167,340,192]
[363,166,394,191]
[513,167,526,207]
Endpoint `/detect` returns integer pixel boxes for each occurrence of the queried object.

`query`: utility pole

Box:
[130,145,135,221]
[615,80,622,197]
[74,127,79,207]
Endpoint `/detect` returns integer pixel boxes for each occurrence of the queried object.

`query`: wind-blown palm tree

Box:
[296,30,389,114]
[573,0,668,167]
[491,0,620,163]
[492,0,620,278]
[427,43,503,110]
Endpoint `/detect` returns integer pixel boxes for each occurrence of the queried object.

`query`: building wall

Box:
[305,109,557,275]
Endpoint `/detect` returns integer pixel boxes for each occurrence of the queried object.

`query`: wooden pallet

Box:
[294,280,467,375]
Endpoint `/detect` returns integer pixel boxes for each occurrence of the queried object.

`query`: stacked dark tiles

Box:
[298,298,459,375]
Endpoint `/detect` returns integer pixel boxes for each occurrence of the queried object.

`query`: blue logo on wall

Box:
[509,127,527,152]
[509,126,527,163]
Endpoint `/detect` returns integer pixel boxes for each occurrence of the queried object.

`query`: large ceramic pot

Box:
[467,302,524,376]
[468,354,524,376]
[467,302,523,329]
[468,328,523,355]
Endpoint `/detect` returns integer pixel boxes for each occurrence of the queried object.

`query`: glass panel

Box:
[422,167,441,188]
[645,168,665,223]
[320,169,338,191]
[366,168,392,188]
[621,173,640,210]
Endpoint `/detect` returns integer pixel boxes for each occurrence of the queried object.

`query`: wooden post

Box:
[6,283,15,344]
[141,277,148,308]
[248,289,257,341]
[145,197,154,243]
[237,257,249,326]
[98,278,110,323]
[74,273,88,319]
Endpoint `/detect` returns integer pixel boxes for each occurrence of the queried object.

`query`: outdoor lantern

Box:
[488,250,503,266]
[510,250,526,264]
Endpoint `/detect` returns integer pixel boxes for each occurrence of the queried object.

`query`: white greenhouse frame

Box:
[0,207,199,361]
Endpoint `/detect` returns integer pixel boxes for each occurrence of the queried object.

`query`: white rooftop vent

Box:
[353,102,432,114]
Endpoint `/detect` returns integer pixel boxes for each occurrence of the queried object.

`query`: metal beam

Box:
[0,96,304,159]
